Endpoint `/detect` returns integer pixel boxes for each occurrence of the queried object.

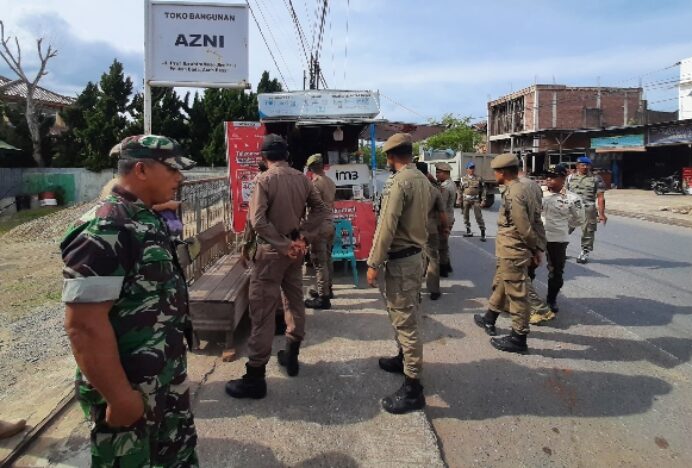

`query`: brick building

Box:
[487,84,647,172]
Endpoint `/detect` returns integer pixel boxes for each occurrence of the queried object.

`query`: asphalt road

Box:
[423,208,692,467]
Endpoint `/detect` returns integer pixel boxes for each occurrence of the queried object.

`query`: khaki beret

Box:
[490,153,519,169]
[383,132,413,153]
[435,162,452,172]
[306,153,323,167]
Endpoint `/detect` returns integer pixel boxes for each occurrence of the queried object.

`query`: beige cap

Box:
[382,132,413,153]
[490,153,520,169]
[435,162,452,172]
[306,153,323,167]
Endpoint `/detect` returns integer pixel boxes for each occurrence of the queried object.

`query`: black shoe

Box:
[480,230,486,242]
[474,312,498,336]
[463,228,473,237]
[277,340,301,376]
[225,364,267,399]
[309,288,335,299]
[305,296,331,310]
[490,330,528,354]
[440,264,450,278]
[381,377,426,414]
[378,349,404,374]
[430,292,441,300]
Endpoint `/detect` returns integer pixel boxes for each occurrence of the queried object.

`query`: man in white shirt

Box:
[529,164,585,325]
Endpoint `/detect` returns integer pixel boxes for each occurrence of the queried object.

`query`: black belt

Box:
[388,246,422,260]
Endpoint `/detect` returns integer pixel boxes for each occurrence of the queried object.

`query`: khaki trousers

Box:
[488,257,531,335]
[310,225,335,297]
[423,233,440,294]
[248,244,305,367]
[462,199,485,230]
[581,205,598,252]
[384,253,424,379]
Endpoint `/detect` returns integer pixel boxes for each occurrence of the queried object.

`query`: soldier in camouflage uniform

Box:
[567,155,607,263]
[61,135,199,467]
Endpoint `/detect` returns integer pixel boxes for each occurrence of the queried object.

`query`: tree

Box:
[425,114,481,152]
[257,71,283,94]
[76,60,133,171]
[359,142,387,169]
[0,20,58,167]
[52,82,99,167]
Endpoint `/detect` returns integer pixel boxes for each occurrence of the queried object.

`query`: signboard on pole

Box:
[225,121,266,233]
[258,90,380,120]
[145,1,249,86]
[325,163,372,187]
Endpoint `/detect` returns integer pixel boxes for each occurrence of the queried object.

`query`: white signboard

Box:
[326,164,372,187]
[258,90,380,120]
[145,1,249,86]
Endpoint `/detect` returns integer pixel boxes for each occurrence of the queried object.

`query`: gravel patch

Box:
[0,302,70,396]
[3,202,97,243]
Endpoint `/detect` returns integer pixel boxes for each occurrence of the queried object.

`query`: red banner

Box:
[333,200,376,261]
[226,122,266,233]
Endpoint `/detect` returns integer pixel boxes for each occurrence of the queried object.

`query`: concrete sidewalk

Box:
[605,189,692,228]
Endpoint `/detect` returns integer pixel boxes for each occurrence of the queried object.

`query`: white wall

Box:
[679,57,692,120]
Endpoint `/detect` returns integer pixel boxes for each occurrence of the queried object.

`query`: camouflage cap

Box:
[112,135,196,170]
[435,162,452,172]
[382,132,413,153]
[306,153,323,167]
[490,153,519,169]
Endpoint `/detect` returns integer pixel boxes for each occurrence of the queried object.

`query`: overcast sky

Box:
[1,0,691,123]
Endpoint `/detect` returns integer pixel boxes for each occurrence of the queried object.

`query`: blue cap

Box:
[465,162,475,169]
[577,156,592,165]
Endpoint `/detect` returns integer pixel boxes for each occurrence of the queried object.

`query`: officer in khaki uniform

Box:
[367,133,430,414]
[474,153,546,354]
[460,161,486,241]
[304,153,337,309]
[416,161,448,300]
[436,162,456,276]
[226,135,329,399]
[567,155,607,264]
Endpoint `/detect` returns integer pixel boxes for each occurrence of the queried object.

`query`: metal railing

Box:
[179,176,238,281]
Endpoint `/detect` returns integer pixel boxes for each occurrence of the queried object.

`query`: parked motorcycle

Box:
[651,172,686,195]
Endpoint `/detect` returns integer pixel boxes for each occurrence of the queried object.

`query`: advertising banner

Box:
[591,134,645,153]
[258,90,380,120]
[146,1,249,85]
[225,121,265,233]
[333,200,376,261]
[325,163,372,187]
[648,124,692,146]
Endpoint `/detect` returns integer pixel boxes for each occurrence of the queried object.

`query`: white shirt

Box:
[541,188,585,243]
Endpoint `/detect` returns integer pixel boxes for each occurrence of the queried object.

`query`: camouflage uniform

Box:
[61,136,198,467]
[567,172,605,252]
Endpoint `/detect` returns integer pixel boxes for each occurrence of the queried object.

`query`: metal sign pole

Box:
[144,83,153,134]
[144,0,152,134]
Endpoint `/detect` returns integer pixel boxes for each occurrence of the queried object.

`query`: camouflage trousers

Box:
[488,257,531,335]
[82,376,198,468]
[581,205,598,252]
[383,253,424,379]
[310,225,335,297]
[423,233,440,294]
[462,199,485,230]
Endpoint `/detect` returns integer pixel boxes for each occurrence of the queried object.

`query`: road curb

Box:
[608,209,692,229]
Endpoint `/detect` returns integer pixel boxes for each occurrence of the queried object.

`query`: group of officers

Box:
[56,131,607,466]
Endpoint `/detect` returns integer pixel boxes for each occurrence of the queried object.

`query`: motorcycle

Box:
[651,172,686,195]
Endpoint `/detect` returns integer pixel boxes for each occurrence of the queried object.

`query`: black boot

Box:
[480,229,486,242]
[378,348,404,374]
[381,377,426,414]
[490,330,528,354]
[305,296,331,310]
[430,292,441,300]
[440,263,449,278]
[474,310,499,336]
[225,364,267,399]
[277,340,301,376]
[309,288,334,299]
[463,227,473,237]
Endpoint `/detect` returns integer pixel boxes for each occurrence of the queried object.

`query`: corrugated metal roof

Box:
[0,76,75,108]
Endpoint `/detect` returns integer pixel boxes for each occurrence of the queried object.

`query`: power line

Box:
[381,93,431,120]
[252,0,298,89]
[246,0,289,90]
[284,0,310,68]
[343,0,350,85]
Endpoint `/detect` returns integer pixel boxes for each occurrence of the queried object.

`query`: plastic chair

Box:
[332,218,359,287]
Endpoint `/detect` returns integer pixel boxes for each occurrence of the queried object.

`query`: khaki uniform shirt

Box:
[440,178,456,225]
[496,179,546,259]
[460,174,484,200]
[312,173,337,235]
[249,161,329,255]
[426,181,445,236]
[368,163,430,268]
[567,173,605,206]
[520,176,547,253]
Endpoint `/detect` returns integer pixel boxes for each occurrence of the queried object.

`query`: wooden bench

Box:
[178,222,250,361]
